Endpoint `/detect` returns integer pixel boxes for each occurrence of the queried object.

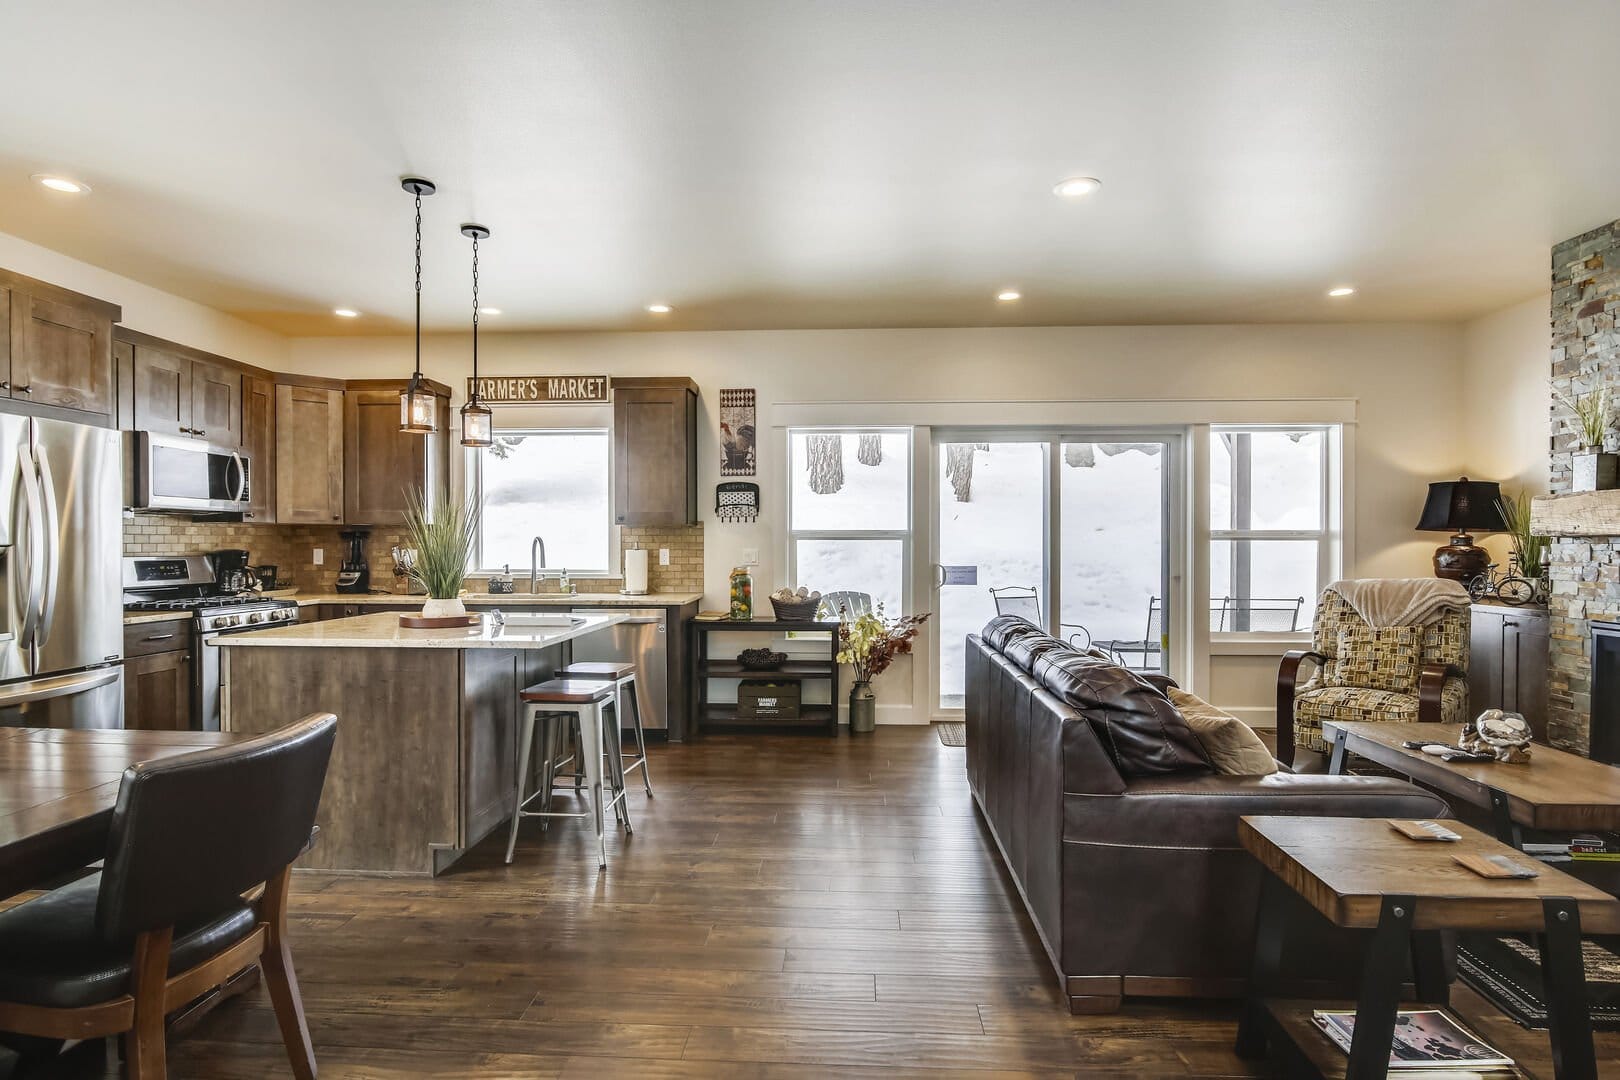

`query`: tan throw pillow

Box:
[1167,688,1278,776]
[1323,625,1422,694]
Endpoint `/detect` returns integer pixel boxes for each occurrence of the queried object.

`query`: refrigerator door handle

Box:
[0,666,120,709]
[11,453,44,651]
[33,443,59,649]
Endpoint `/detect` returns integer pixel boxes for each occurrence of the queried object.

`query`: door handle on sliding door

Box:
[932,564,947,590]
[33,444,59,648]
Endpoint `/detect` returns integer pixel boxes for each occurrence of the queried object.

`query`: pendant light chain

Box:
[413,188,424,380]
[459,220,494,447]
[398,176,437,434]
[470,231,480,386]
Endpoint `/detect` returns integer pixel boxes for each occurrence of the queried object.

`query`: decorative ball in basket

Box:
[736,647,788,671]
[768,586,823,622]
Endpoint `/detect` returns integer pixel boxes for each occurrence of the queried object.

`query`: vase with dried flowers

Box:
[836,605,930,734]
[1557,387,1616,491]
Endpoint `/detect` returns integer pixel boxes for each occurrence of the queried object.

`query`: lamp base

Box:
[1433,532,1488,582]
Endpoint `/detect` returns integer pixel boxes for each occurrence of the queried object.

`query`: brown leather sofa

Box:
[965,617,1451,1014]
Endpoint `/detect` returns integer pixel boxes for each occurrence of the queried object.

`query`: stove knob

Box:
[247,611,266,624]
[216,616,237,629]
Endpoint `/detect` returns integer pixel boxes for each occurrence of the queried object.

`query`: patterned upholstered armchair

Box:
[1277,588,1470,769]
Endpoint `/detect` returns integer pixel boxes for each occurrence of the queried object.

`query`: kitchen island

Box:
[216,611,624,876]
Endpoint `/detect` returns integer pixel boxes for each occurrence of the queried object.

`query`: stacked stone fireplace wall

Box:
[1546,220,1620,755]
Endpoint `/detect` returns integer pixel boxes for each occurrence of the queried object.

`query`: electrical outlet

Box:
[659,548,670,566]
[313,548,324,566]
[742,547,760,565]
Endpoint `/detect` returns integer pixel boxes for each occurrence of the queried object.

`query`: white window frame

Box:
[1207,424,1338,642]
[468,425,615,578]
[785,426,914,615]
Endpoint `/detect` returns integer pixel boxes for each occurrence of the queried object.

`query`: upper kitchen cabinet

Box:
[343,381,450,525]
[613,377,698,526]
[0,268,120,422]
[276,382,344,523]
[118,328,243,446]
[241,374,276,522]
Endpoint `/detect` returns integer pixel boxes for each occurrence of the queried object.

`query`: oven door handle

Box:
[229,451,247,502]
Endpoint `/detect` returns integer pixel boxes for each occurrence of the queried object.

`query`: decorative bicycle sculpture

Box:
[1466,553,1542,606]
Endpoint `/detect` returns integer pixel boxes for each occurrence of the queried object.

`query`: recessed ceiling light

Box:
[32,174,90,195]
[478,306,501,316]
[333,308,360,318]
[1327,286,1356,297]
[646,303,672,314]
[1052,176,1101,198]
[997,290,1022,302]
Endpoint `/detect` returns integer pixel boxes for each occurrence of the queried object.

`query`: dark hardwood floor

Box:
[3,725,1612,1078]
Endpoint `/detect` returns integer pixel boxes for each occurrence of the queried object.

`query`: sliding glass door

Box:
[931,431,1178,713]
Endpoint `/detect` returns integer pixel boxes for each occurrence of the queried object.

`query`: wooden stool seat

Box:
[562,661,636,679]
[520,679,615,705]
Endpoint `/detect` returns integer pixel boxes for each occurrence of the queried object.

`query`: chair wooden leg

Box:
[260,867,317,1080]
[128,927,173,1080]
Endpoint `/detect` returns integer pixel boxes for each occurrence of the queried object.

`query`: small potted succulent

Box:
[836,605,930,734]
[1560,387,1615,491]
[401,487,479,620]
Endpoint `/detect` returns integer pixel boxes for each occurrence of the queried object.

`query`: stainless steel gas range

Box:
[123,556,299,730]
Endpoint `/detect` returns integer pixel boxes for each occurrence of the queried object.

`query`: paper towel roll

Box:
[623,547,650,594]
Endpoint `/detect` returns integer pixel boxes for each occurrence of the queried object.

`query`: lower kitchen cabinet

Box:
[124,648,193,731]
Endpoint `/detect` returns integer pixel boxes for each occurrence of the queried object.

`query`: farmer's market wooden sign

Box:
[467,375,609,404]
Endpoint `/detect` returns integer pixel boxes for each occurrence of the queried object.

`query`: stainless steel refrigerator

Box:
[0,414,123,728]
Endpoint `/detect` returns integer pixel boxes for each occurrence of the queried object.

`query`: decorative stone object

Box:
[1571,450,1619,492]
[1463,709,1534,763]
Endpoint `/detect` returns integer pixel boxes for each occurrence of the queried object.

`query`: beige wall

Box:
[1459,292,1551,567]
[0,229,287,369]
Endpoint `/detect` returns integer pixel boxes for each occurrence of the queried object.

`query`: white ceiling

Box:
[0,1,1614,335]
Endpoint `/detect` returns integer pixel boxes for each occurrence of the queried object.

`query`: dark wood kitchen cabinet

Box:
[343,381,450,526]
[613,377,698,526]
[241,374,276,521]
[123,622,194,731]
[1469,602,1549,742]
[0,268,120,422]
[119,328,242,446]
[276,383,345,523]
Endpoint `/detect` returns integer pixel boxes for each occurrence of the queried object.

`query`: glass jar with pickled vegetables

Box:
[728,566,753,620]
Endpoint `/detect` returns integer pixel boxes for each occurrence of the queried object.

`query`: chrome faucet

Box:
[529,536,547,594]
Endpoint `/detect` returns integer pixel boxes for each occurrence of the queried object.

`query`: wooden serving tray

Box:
[397,613,482,629]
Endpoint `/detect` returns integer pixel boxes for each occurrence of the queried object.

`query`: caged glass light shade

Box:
[400,377,437,434]
[460,399,493,447]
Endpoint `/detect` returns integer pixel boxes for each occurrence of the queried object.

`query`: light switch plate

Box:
[742,547,760,564]
[659,548,670,566]
[313,548,324,565]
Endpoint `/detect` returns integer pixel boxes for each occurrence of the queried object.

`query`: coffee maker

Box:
[336,530,371,594]
[210,549,257,594]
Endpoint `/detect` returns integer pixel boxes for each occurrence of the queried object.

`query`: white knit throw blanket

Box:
[1324,578,1471,629]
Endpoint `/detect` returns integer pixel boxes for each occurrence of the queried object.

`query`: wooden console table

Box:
[1321,720,1620,847]
[1235,815,1619,1080]
[689,619,841,736]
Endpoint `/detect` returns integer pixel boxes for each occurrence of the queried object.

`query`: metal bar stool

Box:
[560,661,653,796]
[506,678,632,869]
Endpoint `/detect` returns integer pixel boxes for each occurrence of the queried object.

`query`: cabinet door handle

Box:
[193,428,206,437]
[0,381,9,391]
[14,385,31,395]
[142,633,176,642]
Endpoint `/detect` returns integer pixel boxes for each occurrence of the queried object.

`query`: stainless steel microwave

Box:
[127,431,251,513]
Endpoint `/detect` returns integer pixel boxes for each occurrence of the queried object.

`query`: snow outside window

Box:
[788,430,911,614]
[474,429,612,575]
[1210,427,1329,632]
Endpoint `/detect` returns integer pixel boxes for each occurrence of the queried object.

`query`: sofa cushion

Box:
[1167,688,1277,776]
[1031,651,1213,778]
[980,615,1047,654]
[1322,625,1423,693]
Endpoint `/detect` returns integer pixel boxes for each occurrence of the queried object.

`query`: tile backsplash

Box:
[122,516,704,596]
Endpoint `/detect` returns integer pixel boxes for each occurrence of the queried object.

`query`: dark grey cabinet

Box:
[1469,602,1549,742]
[612,377,698,526]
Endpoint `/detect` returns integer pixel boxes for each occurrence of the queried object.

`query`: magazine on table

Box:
[1311,1009,1514,1070]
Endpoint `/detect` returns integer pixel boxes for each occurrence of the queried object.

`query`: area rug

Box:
[936,722,966,747]
[1456,934,1620,1030]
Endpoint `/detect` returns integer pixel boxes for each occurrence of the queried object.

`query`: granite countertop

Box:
[123,611,192,627]
[285,591,704,608]
[212,611,627,650]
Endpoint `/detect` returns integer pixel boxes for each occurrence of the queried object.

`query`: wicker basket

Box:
[768,596,822,622]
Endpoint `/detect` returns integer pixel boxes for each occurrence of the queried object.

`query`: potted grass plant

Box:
[1558,387,1615,491]
[1496,490,1550,602]
[401,487,479,620]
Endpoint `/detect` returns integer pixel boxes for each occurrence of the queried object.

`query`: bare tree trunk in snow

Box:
[946,444,978,502]
[857,434,883,466]
[1064,444,1096,468]
[807,434,844,494]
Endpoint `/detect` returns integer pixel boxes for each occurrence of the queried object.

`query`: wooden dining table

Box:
[0,726,240,900]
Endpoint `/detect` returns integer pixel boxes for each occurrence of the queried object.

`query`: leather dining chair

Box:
[0,713,337,1079]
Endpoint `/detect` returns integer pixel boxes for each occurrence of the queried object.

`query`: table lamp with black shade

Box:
[1416,477,1507,581]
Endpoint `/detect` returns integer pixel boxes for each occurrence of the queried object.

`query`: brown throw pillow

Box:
[1167,688,1277,776]
[1322,625,1422,694]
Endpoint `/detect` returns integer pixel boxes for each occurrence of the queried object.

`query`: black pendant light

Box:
[460,222,493,448]
[399,176,438,434]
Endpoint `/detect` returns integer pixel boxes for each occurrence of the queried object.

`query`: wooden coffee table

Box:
[1235,815,1619,1079]
[1321,720,1620,847]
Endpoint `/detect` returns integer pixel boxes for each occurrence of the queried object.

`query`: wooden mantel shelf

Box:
[1532,489,1620,536]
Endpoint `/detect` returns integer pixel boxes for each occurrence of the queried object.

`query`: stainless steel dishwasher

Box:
[569,607,668,732]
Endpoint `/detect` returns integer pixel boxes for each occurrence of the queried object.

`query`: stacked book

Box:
[1523,834,1620,863]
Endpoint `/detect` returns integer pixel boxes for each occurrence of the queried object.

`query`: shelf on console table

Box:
[690,618,841,736]
[1531,488,1620,536]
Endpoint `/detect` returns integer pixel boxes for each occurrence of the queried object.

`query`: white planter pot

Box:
[421,597,467,619]
[1572,451,1620,492]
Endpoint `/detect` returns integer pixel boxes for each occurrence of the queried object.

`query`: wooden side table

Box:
[689,618,841,736]
[1234,815,1620,1079]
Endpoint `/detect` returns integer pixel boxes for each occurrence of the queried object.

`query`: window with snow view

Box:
[1210,427,1329,632]
[473,429,612,575]
[789,430,911,614]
